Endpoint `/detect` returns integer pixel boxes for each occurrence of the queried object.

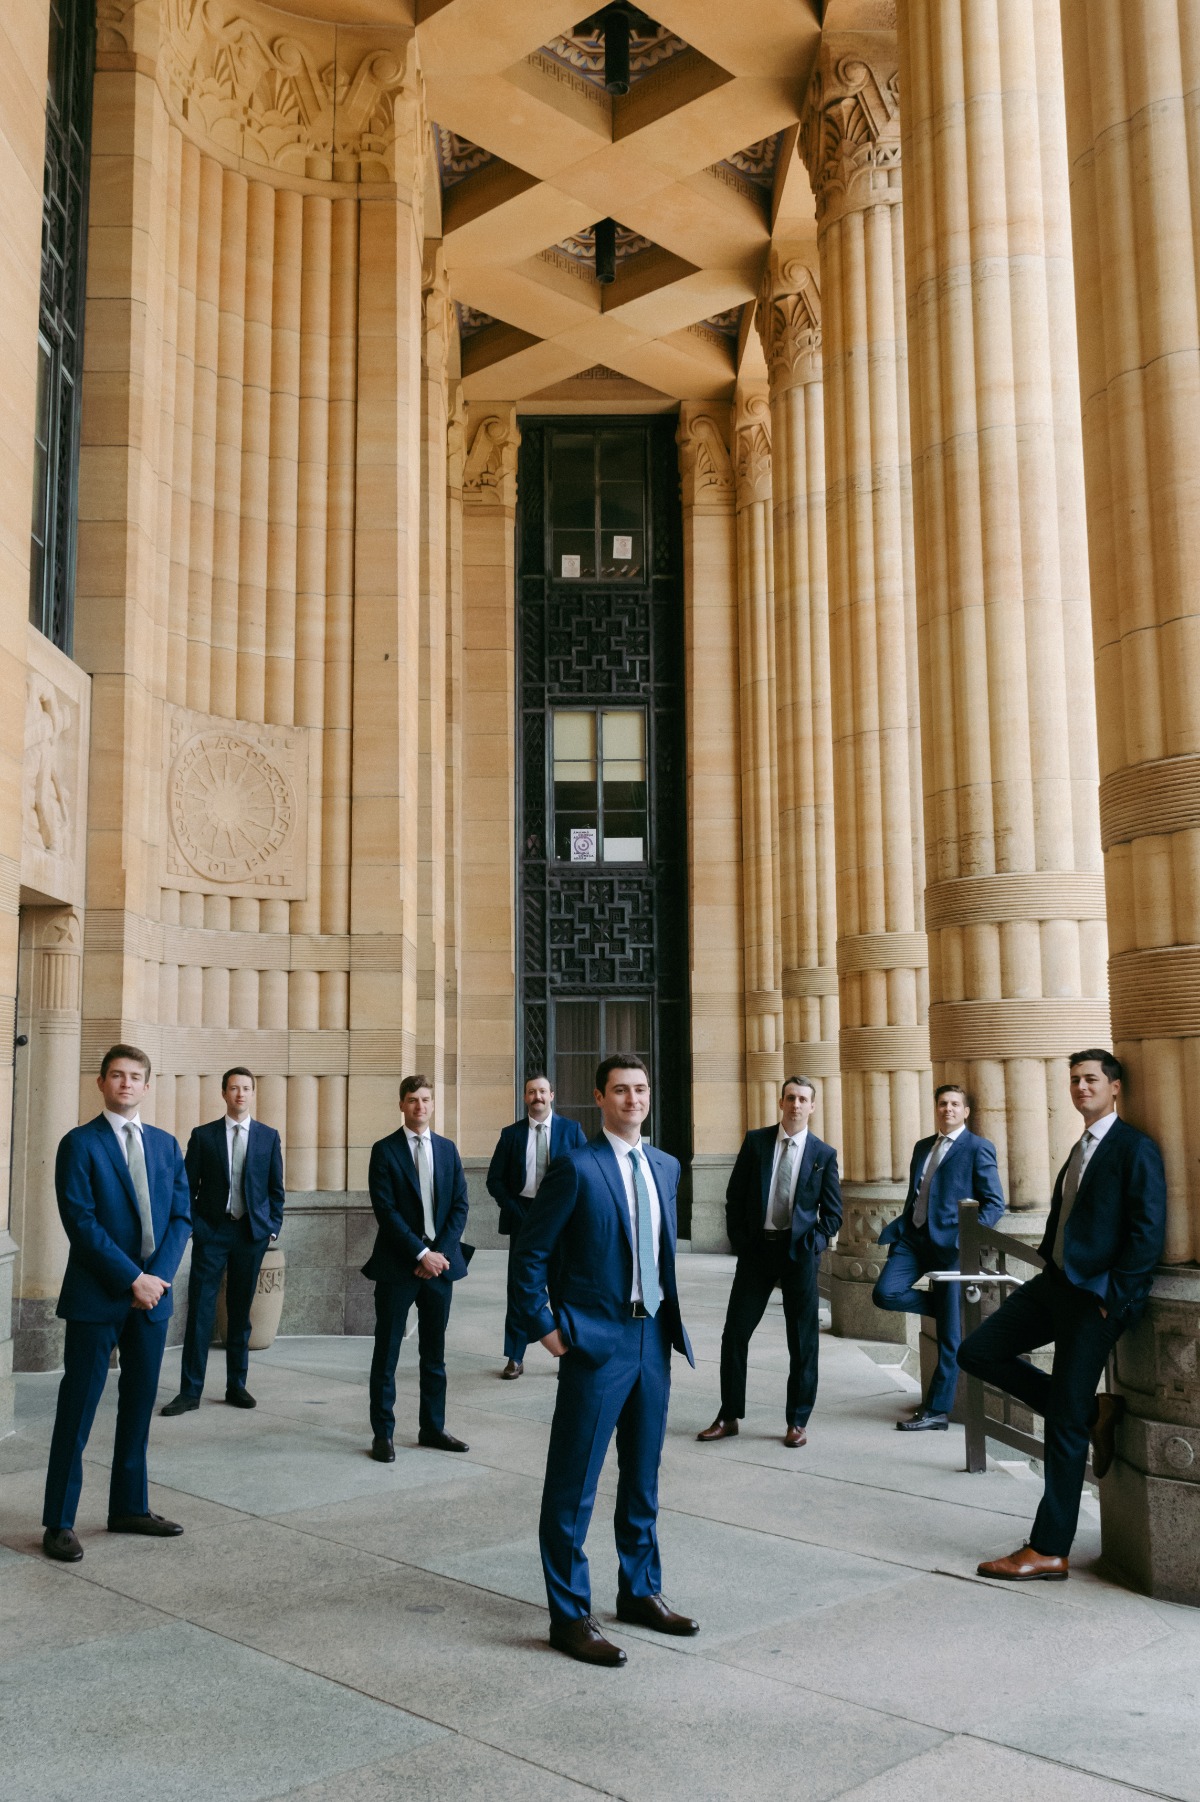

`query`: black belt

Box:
[631,1301,651,1319]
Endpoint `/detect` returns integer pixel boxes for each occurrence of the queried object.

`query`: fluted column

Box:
[678,404,745,1248]
[442,382,466,1143]
[899,1,1107,1218]
[1061,0,1200,1603]
[801,34,931,1335]
[416,245,451,1097]
[734,387,784,1127]
[758,247,841,1150]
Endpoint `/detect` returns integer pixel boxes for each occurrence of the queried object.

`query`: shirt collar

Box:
[528,1112,553,1130]
[938,1124,967,1143]
[1082,1110,1118,1143]
[778,1124,808,1146]
[405,1126,430,1143]
[104,1107,142,1135]
[603,1127,643,1160]
[226,1113,252,1128]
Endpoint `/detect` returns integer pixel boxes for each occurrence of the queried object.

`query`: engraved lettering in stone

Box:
[169,730,297,884]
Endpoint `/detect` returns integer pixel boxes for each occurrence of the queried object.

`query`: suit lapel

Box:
[796,1131,818,1191]
[392,1131,423,1205]
[96,1115,140,1225]
[549,1115,569,1159]
[593,1139,634,1254]
[759,1128,776,1218]
[213,1119,231,1184]
[935,1131,972,1193]
[1076,1118,1121,1202]
[644,1145,677,1258]
[432,1134,452,1230]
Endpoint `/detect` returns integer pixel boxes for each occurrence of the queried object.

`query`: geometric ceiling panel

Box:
[540,14,691,89]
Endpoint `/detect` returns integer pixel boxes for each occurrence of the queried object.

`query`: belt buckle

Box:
[631,1301,649,1319]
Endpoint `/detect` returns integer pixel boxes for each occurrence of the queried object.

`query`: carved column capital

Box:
[446,383,467,493]
[677,404,734,513]
[463,408,520,508]
[758,250,822,394]
[422,242,452,383]
[734,389,772,510]
[799,35,902,229]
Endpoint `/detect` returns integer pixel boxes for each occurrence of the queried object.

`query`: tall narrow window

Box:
[552,708,647,862]
[29,0,95,652]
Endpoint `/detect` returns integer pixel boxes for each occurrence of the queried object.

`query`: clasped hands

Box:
[414,1249,450,1279]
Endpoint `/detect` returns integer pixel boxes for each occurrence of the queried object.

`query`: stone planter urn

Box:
[215,1244,286,1350]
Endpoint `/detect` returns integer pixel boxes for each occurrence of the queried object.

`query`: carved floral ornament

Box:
[734,394,772,510]
[800,48,901,228]
[463,413,520,508]
[97,0,423,187]
[676,408,734,512]
[758,260,822,391]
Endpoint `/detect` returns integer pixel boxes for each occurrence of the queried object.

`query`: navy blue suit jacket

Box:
[55,1114,192,1324]
[725,1125,842,1258]
[184,1117,285,1242]
[509,1134,694,1369]
[362,1128,472,1286]
[1039,1116,1166,1321]
[880,1128,1005,1257]
[486,1114,588,1234]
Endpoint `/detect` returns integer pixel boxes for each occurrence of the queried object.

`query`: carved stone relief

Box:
[22,625,90,908]
[676,406,734,512]
[463,411,520,507]
[164,706,309,898]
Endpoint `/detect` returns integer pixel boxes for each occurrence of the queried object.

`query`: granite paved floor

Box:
[2,1252,1197,1802]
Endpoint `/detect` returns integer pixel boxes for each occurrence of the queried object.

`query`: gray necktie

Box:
[1053,1131,1091,1266]
[415,1135,435,1239]
[125,1123,155,1259]
[769,1136,798,1232]
[912,1136,950,1229]
[229,1124,246,1220]
[534,1122,549,1190]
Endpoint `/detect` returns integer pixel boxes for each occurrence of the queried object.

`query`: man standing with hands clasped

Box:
[510,1055,698,1668]
[41,1046,192,1562]
[959,1051,1166,1581]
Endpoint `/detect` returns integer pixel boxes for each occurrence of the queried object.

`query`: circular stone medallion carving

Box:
[170,731,296,884]
[1164,1435,1195,1471]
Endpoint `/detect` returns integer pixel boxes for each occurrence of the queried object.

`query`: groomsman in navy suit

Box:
[510,1054,698,1667]
[362,1075,472,1460]
[42,1046,192,1562]
[486,1074,586,1378]
[961,1051,1166,1581]
[872,1083,1006,1430]
[160,1067,286,1415]
[697,1075,842,1448]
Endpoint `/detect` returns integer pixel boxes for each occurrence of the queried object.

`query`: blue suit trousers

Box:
[369,1277,452,1441]
[43,1311,170,1529]
[873,1229,962,1414]
[539,1312,671,1624]
[180,1215,266,1397]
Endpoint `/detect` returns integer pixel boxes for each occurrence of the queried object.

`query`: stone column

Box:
[733,386,784,1128]
[442,381,466,1143]
[758,248,841,1150]
[678,404,745,1247]
[801,35,931,1336]
[416,244,451,1097]
[898,0,1108,1218]
[458,406,520,1155]
[1061,0,1200,1602]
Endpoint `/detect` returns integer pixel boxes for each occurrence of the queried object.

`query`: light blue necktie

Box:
[629,1149,661,1317]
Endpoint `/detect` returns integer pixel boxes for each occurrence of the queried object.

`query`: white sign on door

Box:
[561,554,581,578]
[569,827,597,862]
[612,535,633,559]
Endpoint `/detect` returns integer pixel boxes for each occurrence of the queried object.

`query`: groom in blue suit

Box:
[510,1054,698,1667]
[42,1046,192,1562]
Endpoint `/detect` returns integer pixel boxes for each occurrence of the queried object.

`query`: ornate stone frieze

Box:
[22,625,90,909]
[758,254,822,391]
[734,391,772,510]
[800,39,901,228]
[677,405,734,512]
[164,707,309,898]
[463,411,520,508]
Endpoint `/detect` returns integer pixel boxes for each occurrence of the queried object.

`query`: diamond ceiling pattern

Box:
[417,0,824,406]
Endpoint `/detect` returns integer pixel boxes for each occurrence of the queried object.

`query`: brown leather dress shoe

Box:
[549,1614,627,1666]
[1090,1392,1126,1479]
[696,1415,739,1441]
[501,1359,524,1380]
[784,1425,807,1448]
[977,1544,1068,1581]
[616,1592,699,1635]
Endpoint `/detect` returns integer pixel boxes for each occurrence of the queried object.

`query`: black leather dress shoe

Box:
[225,1386,256,1409]
[616,1592,699,1636]
[107,1511,183,1536]
[896,1409,949,1431]
[370,1437,396,1463]
[43,1527,83,1562]
[418,1429,469,1453]
[501,1359,524,1380]
[160,1393,199,1416]
[549,1614,627,1666]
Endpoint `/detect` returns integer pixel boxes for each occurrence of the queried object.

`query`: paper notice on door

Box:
[612,535,633,559]
[561,554,581,578]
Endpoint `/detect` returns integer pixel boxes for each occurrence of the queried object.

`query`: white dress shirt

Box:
[405,1127,437,1257]
[917,1122,966,1186]
[1076,1108,1118,1174]
[225,1113,252,1215]
[103,1107,144,1157]
[603,1128,662,1303]
[768,1125,808,1224]
[521,1112,554,1199]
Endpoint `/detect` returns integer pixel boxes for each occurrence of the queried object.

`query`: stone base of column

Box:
[0,1233,16,1437]
[689,1155,736,1253]
[12,1298,64,1373]
[830,1182,908,1340]
[1101,1269,1200,1605]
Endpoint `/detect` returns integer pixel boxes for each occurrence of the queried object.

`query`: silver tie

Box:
[125,1124,155,1259]
[912,1136,950,1230]
[769,1136,797,1232]
[415,1135,435,1239]
[229,1124,246,1220]
[1053,1131,1091,1267]
[534,1122,549,1190]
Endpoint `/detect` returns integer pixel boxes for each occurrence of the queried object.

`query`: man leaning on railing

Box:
[957,1050,1167,1583]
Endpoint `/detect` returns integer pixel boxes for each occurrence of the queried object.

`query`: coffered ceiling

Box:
[416,0,825,408]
